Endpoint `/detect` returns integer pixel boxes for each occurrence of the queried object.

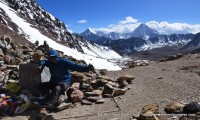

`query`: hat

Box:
[48,50,58,58]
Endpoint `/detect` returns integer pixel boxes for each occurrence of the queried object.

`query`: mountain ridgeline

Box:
[0,0,109,53]
[79,28,111,44]
[180,33,200,51]
[104,34,194,55]
[79,24,199,55]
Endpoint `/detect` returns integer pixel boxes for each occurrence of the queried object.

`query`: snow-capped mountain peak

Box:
[80,23,159,41]
[131,23,159,40]
[81,28,96,36]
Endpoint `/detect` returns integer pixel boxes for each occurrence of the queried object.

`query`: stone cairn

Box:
[0,36,135,116]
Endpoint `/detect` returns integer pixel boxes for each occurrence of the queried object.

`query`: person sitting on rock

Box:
[38,49,94,108]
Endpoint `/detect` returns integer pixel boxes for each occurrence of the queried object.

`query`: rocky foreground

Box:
[0,36,134,120]
[1,35,200,120]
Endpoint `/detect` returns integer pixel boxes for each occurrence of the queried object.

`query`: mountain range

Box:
[79,24,199,54]
[79,23,159,41]
[1,0,200,69]
[104,33,195,55]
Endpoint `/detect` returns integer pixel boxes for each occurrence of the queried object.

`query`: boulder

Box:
[118,79,128,88]
[71,82,80,90]
[70,71,85,83]
[4,55,15,65]
[139,103,159,120]
[80,83,93,92]
[92,90,103,96]
[99,69,107,75]
[98,75,114,81]
[117,75,135,84]
[103,84,114,95]
[81,100,92,105]
[84,91,101,97]
[0,48,4,57]
[95,99,105,104]
[107,81,119,88]
[85,96,102,102]
[19,63,51,93]
[114,88,128,96]
[142,103,159,114]
[164,102,185,113]
[0,71,5,83]
[70,89,84,103]
[56,103,71,111]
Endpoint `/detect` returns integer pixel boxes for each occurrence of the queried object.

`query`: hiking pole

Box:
[110,92,121,111]
[92,69,121,111]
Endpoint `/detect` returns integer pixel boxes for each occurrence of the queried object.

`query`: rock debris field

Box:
[2,51,200,120]
[1,36,200,120]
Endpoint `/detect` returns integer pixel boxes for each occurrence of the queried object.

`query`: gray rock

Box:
[81,100,93,105]
[70,89,84,103]
[164,102,185,113]
[19,63,50,92]
[95,99,105,104]
[56,103,71,111]
[85,96,102,102]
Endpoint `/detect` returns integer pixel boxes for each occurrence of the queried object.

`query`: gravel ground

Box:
[2,53,200,120]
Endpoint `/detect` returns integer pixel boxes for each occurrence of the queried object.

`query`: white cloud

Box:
[90,16,200,35]
[92,17,140,34]
[77,19,88,24]
[119,16,138,24]
[146,21,200,35]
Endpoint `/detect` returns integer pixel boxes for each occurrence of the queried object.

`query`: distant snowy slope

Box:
[0,1,122,70]
[181,32,200,51]
[81,42,122,59]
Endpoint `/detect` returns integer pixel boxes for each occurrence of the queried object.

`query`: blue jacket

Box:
[41,50,89,85]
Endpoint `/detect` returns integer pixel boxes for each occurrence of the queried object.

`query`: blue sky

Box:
[35,0,200,34]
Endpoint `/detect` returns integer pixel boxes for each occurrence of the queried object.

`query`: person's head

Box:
[32,50,44,63]
[48,50,59,63]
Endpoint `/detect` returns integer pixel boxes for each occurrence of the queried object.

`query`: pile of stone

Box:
[127,60,150,68]
[69,72,135,105]
[0,36,54,116]
[0,36,135,116]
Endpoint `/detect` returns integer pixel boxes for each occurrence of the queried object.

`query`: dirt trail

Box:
[3,53,200,120]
